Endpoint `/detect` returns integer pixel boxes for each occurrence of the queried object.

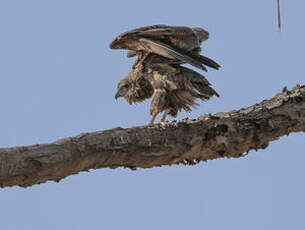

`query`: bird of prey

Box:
[110,24,220,72]
[115,53,219,124]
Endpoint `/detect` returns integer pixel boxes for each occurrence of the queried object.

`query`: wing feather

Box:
[139,38,207,71]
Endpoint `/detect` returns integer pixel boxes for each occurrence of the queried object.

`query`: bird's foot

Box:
[159,113,167,123]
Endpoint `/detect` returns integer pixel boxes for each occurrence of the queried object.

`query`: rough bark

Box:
[1,85,305,188]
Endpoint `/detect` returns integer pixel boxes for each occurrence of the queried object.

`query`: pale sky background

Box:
[0,1,305,229]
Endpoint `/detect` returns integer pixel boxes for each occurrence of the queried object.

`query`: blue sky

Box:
[0,1,304,229]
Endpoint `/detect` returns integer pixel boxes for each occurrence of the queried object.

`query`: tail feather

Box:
[191,81,220,99]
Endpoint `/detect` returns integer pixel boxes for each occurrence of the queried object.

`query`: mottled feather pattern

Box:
[111,25,220,124]
[110,24,220,72]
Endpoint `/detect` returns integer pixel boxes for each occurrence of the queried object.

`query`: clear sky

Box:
[0,1,304,229]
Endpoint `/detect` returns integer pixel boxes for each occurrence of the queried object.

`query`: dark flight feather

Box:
[110,24,220,71]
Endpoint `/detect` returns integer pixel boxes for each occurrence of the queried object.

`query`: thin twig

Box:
[277,0,281,31]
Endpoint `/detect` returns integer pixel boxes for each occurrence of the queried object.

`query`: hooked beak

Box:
[115,91,122,100]
[115,86,128,99]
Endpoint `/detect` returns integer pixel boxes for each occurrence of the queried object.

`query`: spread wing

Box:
[110,25,220,71]
[110,25,201,52]
[197,55,221,70]
[134,26,200,51]
[138,38,208,71]
[109,24,168,50]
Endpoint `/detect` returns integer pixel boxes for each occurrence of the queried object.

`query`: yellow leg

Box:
[149,113,158,125]
[159,113,167,123]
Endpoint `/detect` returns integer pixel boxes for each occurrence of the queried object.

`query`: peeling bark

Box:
[1,84,305,188]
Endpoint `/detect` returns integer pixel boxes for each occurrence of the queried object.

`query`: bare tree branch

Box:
[1,85,305,188]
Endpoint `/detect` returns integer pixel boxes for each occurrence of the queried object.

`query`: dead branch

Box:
[1,84,305,188]
[277,0,281,31]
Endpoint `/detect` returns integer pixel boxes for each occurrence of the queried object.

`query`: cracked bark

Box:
[1,84,305,188]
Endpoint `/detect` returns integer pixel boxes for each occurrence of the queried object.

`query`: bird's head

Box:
[115,78,131,100]
[115,74,153,104]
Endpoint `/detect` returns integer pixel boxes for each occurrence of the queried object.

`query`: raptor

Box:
[115,53,219,124]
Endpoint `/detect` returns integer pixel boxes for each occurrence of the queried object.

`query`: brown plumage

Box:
[110,24,220,72]
[115,53,219,124]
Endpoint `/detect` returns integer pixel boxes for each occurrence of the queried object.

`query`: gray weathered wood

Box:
[1,85,305,188]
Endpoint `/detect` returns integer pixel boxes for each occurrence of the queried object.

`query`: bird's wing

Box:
[110,25,200,52]
[109,25,168,50]
[127,50,137,58]
[137,26,200,52]
[139,38,208,71]
[136,26,192,38]
[189,80,219,99]
[197,55,221,70]
[149,63,177,76]
[125,24,168,34]
[179,66,219,98]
